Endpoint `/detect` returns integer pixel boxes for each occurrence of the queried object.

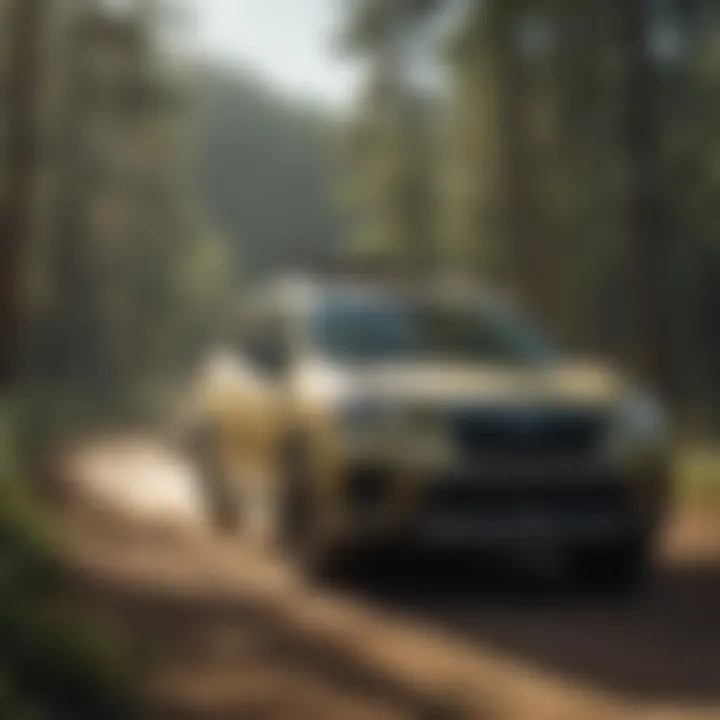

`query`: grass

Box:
[0,394,143,719]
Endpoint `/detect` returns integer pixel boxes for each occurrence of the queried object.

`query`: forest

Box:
[1,1,719,715]
[199,0,720,435]
[0,0,717,434]
[342,0,720,434]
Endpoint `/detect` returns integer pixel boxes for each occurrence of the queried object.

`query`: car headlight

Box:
[338,398,396,445]
[338,399,449,461]
[609,388,669,460]
[341,399,382,432]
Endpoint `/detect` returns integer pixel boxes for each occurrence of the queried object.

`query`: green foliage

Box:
[341,0,720,432]
[677,447,720,498]
[0,407,140,719]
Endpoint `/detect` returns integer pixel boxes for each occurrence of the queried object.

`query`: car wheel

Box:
[189,423,243,533]
[277,443,346,580]
[567,535,651,595]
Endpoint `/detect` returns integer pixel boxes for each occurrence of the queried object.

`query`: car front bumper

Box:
[330,456,670,549]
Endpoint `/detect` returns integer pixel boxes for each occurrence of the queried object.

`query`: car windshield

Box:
[312,292,558,364]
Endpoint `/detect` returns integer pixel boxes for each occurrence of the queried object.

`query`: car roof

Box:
[242,274,516,319]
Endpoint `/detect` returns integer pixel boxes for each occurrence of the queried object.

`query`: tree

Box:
[0,0,47,385]
[617,0,675,400]
[341,0,441,278]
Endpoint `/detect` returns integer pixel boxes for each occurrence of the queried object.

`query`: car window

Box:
[312,293,557,365]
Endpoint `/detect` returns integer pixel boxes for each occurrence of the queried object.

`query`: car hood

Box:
[347,360,627,409]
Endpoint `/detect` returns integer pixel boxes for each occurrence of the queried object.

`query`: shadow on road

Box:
[343,552,720,708]
[71,557,473,720]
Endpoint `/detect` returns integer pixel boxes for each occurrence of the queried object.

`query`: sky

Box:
[190,0,359,107]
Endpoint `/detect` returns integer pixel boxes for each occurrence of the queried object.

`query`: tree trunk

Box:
[491,0,554,323]
[617,0,674,401]
[0,0,47,386]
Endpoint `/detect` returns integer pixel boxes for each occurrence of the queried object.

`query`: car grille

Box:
[449,407,607,463]
[423,483,627,519]
[345,463,391,515]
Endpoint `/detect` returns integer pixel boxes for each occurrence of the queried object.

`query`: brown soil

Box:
[57,439,720,719]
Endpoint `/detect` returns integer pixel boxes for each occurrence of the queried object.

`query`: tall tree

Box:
[617,0,674,400]
[0,0,47,385]
[444,0,560,321]
[342,0,440,278]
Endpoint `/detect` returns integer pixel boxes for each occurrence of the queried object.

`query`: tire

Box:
[189,423,243,533]
[567,535,651,595]
[276,440,346,580]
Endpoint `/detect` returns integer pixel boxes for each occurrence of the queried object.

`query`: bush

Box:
[0,400,140,719]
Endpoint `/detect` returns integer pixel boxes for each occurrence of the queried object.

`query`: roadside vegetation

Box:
[0,403,141,719]
[676,446,720,500]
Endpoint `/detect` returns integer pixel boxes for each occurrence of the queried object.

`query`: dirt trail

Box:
[59,437,720,719]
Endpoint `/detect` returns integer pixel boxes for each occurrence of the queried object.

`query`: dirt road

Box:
[60,437,720,719]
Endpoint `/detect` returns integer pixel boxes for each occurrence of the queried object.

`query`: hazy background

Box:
[194,0,358,106]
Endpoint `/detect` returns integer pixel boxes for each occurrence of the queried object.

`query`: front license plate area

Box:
[419,479,629,543]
